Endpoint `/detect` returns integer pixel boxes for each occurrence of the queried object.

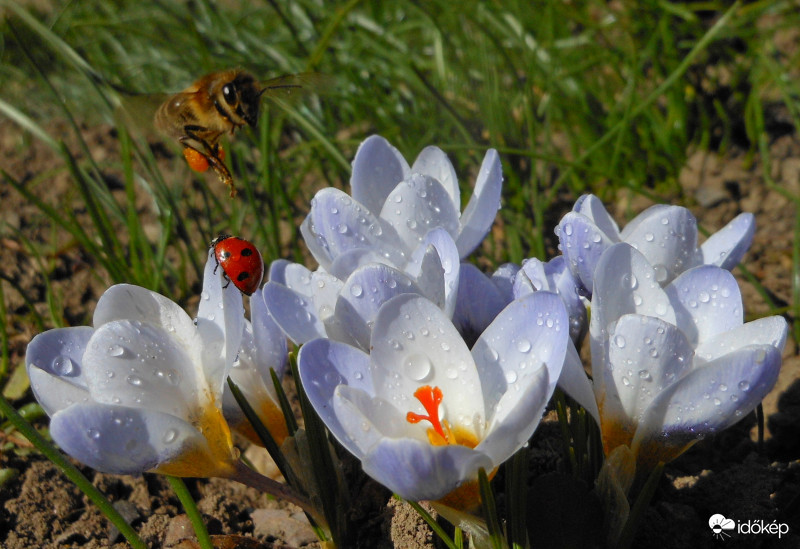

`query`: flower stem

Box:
[167,476,213,549]
[228,460,313,513]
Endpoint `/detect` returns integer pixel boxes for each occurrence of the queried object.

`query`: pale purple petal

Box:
[411,146,460,210]
[301,188,404,271]
[335,264,422,350]
[251,288,288,379]
[633,344,782,453]
[350,135,410,216]
[197,250,245,394]
[453,263,508,343]
[472,292,568,415]
[82,320,199,420]
[557,212,619,294]
[572,194,620,240]
[380,174,461,252]
[93,284,196,350]
[479,366,549,465]
[695,316,788,363]
[607,314,694,424]
[623,206,698,285]
[557,342,599,425]
[263,282,326,345]
[457,149,503,257]
[298,338,372,457]
[362,438,492,502]
[665,266,742,346]
[406,228,460,317]
[50,403,207,475]
[369,294,483,424]
[26,327,93,416]
[333,385,410,456]
[700,213,755,270]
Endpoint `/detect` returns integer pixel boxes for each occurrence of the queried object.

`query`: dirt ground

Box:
[1,115,800,548]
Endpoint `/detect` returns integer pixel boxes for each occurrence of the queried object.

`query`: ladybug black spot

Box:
[241,248,253,257]
[237,272,250,282]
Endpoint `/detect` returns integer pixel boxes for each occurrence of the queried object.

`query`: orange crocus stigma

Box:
[406,385,480,449]
[407,385,451,444]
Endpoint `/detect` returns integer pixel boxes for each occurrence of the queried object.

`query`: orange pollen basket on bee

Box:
[406,385,455,446]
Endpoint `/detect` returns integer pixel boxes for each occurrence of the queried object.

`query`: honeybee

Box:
[155,69,322,197]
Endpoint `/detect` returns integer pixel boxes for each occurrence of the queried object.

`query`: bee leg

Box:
[179,136,237,198]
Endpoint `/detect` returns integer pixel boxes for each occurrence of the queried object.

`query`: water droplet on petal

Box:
[638,370,652,381]
[516,339,532,353]
[87,428,100,440]
[350,284,363,297]
[52,356,74,376]
[719,383,728,392]
[614,335,626,348]
[107,345,125,357]
[644,232,654,242]
[126,375,142,387]
[738,380,750,391]
[163,429,178,444]
[698,291,710,303]
[404,354,432,381]
[505,371,518,384]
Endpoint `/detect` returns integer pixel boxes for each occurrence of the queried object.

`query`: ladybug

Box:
[210,235,264,296]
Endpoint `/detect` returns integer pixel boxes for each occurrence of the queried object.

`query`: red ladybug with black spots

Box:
[210,235,264,296]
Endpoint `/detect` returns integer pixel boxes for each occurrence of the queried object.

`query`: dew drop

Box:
[698,291,710,303]
[713,397,722,406]
[622,376,632,387]
[505,370,518,384]
[350,284,364,297]
[404,354,432,381]
[126,375,143,387]
[563,223,573,236]
[446,368,458,380]
[107,345,125,357]
[719,383,728,392]
[87,428,101,440]
[201,291,210,301]
[614,335,626,348]
[738,380,750,391]
[516,339,532,353]
[638,370,652,381]
[644,232,655,242]
[163,429,178,444]
[52,356,74,376]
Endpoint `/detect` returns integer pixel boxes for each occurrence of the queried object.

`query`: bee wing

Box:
[257,73,334,104]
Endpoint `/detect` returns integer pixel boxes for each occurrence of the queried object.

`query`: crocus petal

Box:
[50,403,209,475]
[330,248,398,280]
[572,194,620,240]
[369,294,484,426]
[301,188,405,271]
[263,281,326,345]
[632,344,782,467]
[26,327,93,416]
[591,243,676,337]
[695,316,788,363]
[478,365,549,465]
[558,212,619,293]
[361,438,492,502]
[333,385,413,455]
[93,284,197,351]
[491,263,521,300]
[622,206,698,285]
[197,250,245,394]
[251,288,288,379]
[700,212,755,270]
[81,320,200,420]
[406,228,460,317]
[472,292,568,415]
[380,174,461,251]
[453,263,508,342]
[606,314,694,423]
[665,266,742,346]
[298,338,372,458]
[335,264,422,350]
[456,149,502,258]
[350,135,410,216]
[411,146,460,210]
[557,342,600,425]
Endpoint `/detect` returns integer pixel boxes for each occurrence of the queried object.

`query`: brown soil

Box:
[1,116,799,548]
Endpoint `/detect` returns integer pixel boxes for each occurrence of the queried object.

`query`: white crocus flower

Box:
[302,135,503,273]
[26,251,244,478]
[590,243,786,474]
[556,194,755,296]
[297,291,569,509]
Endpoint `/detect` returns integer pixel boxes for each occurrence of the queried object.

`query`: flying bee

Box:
[155,69,324,197]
